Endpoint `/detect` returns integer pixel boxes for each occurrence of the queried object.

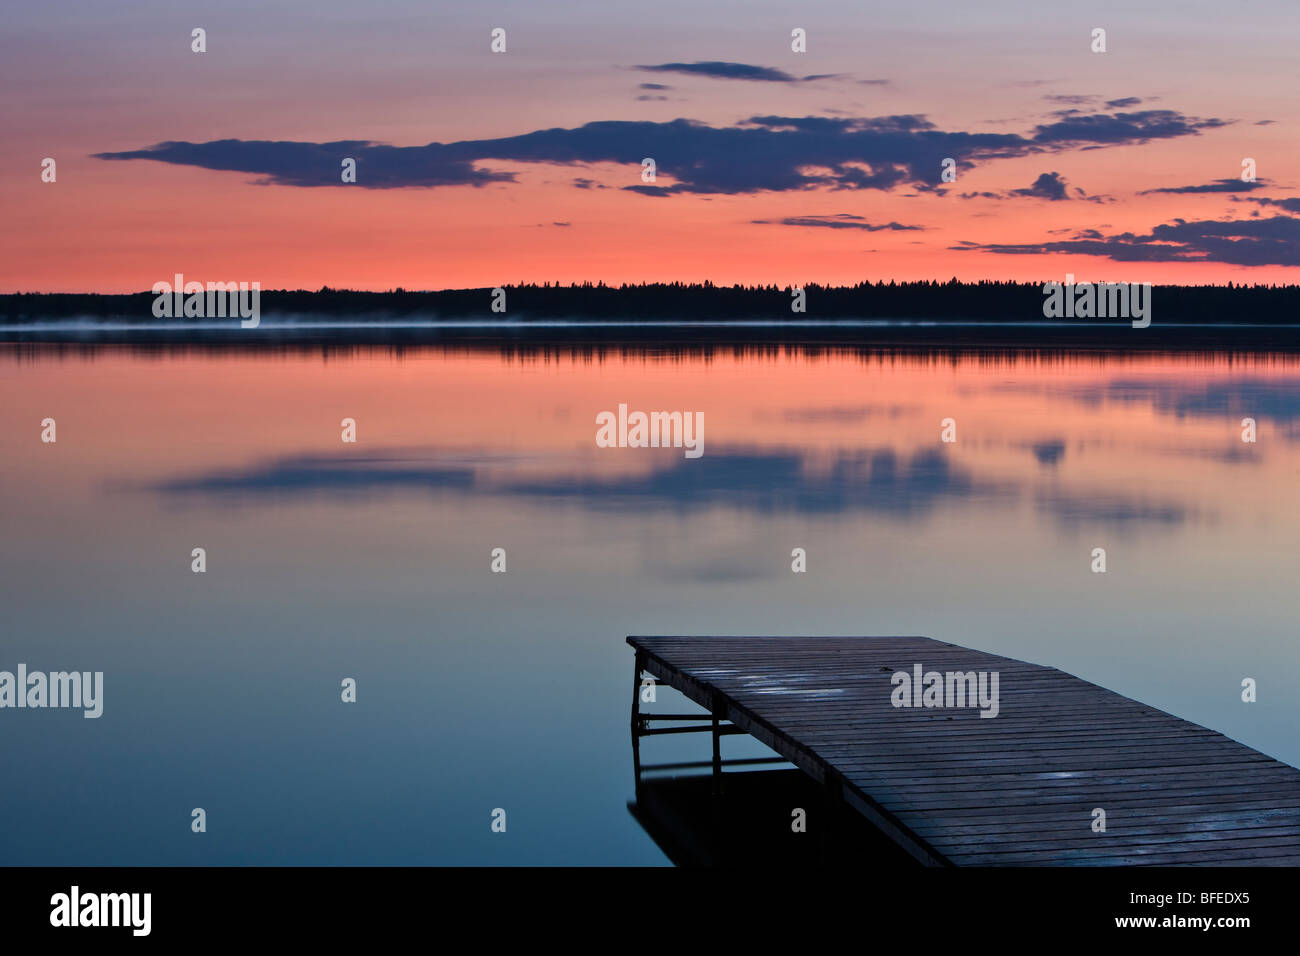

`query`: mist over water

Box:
[2,344,1298,864]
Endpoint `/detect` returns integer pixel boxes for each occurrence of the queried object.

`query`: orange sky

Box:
[2,0,1297,291]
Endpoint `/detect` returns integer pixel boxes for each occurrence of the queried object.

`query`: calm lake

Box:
[2,341,1298,864]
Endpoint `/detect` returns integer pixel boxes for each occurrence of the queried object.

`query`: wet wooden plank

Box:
[627,635,1300,867]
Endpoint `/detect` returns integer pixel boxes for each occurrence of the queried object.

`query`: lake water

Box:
[2,342,1298,864]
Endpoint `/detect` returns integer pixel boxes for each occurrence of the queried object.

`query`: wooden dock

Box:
[627,636,1300,866]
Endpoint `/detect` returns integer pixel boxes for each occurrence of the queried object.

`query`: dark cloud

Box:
[1241,196,1300,214]
[623,184,673,197]
[95,108,1227,196]
[1044,94,1097,106]
[961,172,1107,203]
[1141,178,1268,194]
[752,214,924,231]
[955,214,1300,266]
[1031,110,1227,145]
[1105,97,1142,109]
[638,83,671,90]
[635,61,810,83]
[94,138,517,189]
[1012,171,1070,200]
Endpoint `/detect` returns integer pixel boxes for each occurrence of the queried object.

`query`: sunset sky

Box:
[3,0,1298,292]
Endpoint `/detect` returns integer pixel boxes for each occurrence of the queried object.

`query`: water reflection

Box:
[3,342,1299,864]
[628,769,920,868]
[998,377,1300,429]
[9,339,1300,369]
[143,444,1195,530]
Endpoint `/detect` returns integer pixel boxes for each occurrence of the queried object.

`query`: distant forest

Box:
[3,280,1299,324]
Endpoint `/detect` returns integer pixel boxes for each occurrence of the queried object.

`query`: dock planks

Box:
[627,635,1300,866]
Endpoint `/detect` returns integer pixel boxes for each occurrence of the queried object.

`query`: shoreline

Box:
[6,319,1300,351]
